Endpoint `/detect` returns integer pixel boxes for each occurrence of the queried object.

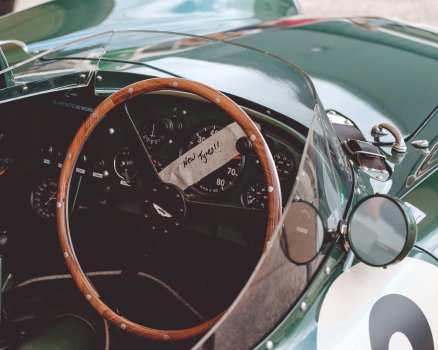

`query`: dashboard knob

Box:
[0,230,8,255]
[236,137,253,155]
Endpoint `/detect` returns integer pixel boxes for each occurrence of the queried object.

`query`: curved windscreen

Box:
[94,30,316,128]
[193,106,352,349]
[0,32,109,103]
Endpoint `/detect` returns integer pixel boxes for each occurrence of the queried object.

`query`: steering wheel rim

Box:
[57,78,281,341]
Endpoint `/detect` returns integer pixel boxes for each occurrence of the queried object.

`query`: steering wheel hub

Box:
[142,183,186,232]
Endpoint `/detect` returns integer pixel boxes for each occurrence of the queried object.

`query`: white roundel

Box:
[317,257,438,350]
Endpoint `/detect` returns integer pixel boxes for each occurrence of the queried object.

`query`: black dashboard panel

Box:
[0,87,303,281]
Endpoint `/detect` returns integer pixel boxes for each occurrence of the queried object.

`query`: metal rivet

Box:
[128,87,134,94]
[56,202,62,208]
[267,186,274,193]
[151,226,156,230]
[66,153,72,160]
[266,340,274,350]
[163,229,168,234]
[63,252,69,258]
[103,170,109,177]
[215,97,221,104]
[175,194,180,198]
[182,110,187,115]
[294,196,300,201]
[172,81,178,87]
[175,222,180,226]
[165,186,169,190]
[324,266,331,275]
[96,75,103,82]
[179,208,184,212]
[86,294,92,301]
[22,86,28,93]
[144,214,148,218]
[144,199,149,203]
[152,188,157,192]
[163,334,170,341]
[79,74,86,80]
[300,301,307,311]
[120,324,126,330]
[250,135,256,142]
[108,128,115,135]
[169,139,173,144]
[91,112,97,119]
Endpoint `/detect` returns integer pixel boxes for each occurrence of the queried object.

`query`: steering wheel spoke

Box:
[119,102,162,190]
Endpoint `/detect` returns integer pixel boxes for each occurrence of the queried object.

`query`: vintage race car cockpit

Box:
[0,30,420,350]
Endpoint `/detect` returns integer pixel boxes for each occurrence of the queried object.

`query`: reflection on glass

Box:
[349,197,407,266]
[281,201,324,264]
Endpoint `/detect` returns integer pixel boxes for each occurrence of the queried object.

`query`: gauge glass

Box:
[114,148,137,182]
[186,124,244,195]
[241,182,268,209]
[140,121,165,147]
[30,179,58,219]
[272,149,295,181]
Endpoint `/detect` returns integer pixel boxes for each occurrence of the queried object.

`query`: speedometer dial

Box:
[186,124,244,195]
[30,179,58,219]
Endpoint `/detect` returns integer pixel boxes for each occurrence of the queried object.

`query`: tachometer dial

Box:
[186,124,244,195]
[272,149,295,181]
[114,148,137,182]
[140,121,166,147]
[241,182,268,209]
[30,179,58,219]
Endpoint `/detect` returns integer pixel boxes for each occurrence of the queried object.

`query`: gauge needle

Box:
[150,123,155,138]
[45,192,57,206]
[248,198,256,204]
[159,122,246,190]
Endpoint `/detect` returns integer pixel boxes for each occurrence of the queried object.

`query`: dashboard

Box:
[0,87,303,279]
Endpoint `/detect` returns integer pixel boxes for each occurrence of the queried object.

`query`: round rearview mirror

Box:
[281,201,324,265]
[348,195,417,267]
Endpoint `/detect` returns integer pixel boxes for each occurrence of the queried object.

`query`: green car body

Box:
[0,1,437,349]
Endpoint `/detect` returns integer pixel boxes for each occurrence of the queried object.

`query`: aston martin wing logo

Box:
[153,203,173,218]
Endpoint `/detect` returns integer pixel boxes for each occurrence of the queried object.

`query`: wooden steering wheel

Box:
[56,78,281,341]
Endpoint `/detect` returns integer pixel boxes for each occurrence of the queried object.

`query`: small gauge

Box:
[114,148,137,182]
[241,182,268,209]
[152,157,169,173]
[272,149,295,181]
[30,179,58,219]
[186,124,244,195]
[140,121,166,147]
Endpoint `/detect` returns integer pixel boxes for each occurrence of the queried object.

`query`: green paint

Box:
[18,316,97,350]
